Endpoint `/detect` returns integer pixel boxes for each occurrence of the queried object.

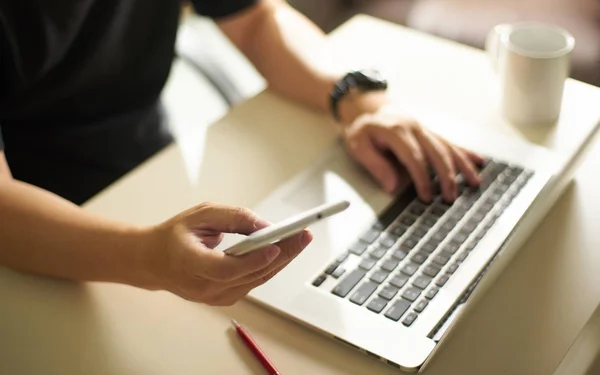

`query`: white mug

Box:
[485,22,575,126]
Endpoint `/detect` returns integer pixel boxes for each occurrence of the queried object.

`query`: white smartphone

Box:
[223,200,350,256]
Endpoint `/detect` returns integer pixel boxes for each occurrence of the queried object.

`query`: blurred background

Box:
[170,0,600,140]
[172,0,600,136]
[287,0,600,88]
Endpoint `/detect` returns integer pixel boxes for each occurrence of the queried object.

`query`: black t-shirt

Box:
[0,0,256,204]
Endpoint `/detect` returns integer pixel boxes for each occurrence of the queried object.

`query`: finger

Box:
[459,146,486,166]
[184,202,269,235]
[413,129,457,202]
[193,232,224,249]
[224,229,312,287]
[348,133,399,194]
[194,243,281,282]
[450,146,481,187]
[375,127,432,202]
[213,259,294,305]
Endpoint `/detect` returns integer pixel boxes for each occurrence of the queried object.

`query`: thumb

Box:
[184,202,269,235]
[198,244,282,281]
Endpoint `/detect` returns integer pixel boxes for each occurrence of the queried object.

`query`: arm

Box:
[218,0,484,202]
[217,0,377,125]
[0,151,310,304]
[0,151,157,288]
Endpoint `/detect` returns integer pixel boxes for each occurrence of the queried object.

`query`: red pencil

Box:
[231,319,281,375]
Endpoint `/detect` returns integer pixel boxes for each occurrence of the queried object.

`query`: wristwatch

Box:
[329,69,388,122]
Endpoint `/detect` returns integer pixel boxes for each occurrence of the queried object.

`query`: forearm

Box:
[219,0,387,125]
[0,179,156,288]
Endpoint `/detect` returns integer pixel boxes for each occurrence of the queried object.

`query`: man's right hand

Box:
[146,202,313,306]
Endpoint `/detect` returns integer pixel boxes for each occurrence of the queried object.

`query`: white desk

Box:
[2,16,600,375]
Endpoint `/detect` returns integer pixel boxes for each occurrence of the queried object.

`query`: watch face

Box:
[353,69,388,90]
[358,69,384,81]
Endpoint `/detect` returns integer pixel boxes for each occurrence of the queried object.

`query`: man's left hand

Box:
[341,104,485,203]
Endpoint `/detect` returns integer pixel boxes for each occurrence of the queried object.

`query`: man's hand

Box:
[342,105,485,203]
[148,202,312,306]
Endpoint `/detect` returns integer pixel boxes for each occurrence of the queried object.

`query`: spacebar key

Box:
[332,269,367,297]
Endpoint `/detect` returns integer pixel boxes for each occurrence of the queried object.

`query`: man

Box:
[0,0,483,306]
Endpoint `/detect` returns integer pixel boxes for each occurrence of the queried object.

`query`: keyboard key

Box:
[350,282,379,305]
[369,246,387,260]
[372,221,385,231]
[312,274,326,287]
[472,211,486,222]
[413,275,432,290]
[494,184,509,194]
[358,259,375,271]
[402,287,421,302]
[453,232,469,244]
[479,201,494,213]
[336,252,349,264]
[422,214,438,228]
[414,299,429,313]
[420,242,437,254]
[379,234,397,249]
[447,263,459,275]
[463,220,479,233]
[401,262,419,276]
[378,285,399,300]
[423,264,441,278]
[411,252,428,265]
[409,203,427,216]
[389,224,408,237]
[389,274,409,289]
[506,166,523,177]
[412,225,428,238]
[403,236,419,250]
[370,270,389,284]
[332,267,346,278]
[430,231,447,243]
[402,312,418,327]
[436,226,451,238]
[441,220,456,231]
[332,269,366,297]
[457,251,469,262]
[487,193,503,204]
[367,297,388,313]
[325,264,339,275]
[425,287,439,299]
[349,241,368,255]
[384,299,411,321]
[436,274,450,287]
[465,241,477,252]
[381,259,399,272]
[361,228,381,244]
[400,215,417,226]
[391,249,408,261]
[442,241,460,255]
[430,206,447,217]
[432,253,450,266]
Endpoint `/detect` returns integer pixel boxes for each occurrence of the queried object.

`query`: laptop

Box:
[238,114,567,372]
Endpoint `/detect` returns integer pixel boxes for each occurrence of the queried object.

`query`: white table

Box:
[2,16,600,375]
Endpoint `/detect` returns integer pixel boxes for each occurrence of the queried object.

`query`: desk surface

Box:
[3,16,600,375]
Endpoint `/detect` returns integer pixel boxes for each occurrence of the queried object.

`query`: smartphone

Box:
[223,200,350,256]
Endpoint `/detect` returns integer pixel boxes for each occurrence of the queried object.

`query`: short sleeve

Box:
[0,126,4,150]
[190,0,257,19]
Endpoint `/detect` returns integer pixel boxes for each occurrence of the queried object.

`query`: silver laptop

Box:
[241,118,566,372]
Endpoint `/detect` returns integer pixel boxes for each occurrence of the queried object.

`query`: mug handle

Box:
[485,24,511,72]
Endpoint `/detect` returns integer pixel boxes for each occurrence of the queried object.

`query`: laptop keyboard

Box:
[312,160,534,327]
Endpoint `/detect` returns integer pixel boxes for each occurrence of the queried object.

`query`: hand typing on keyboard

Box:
[315,160,533,327]
[338,104,485,202]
